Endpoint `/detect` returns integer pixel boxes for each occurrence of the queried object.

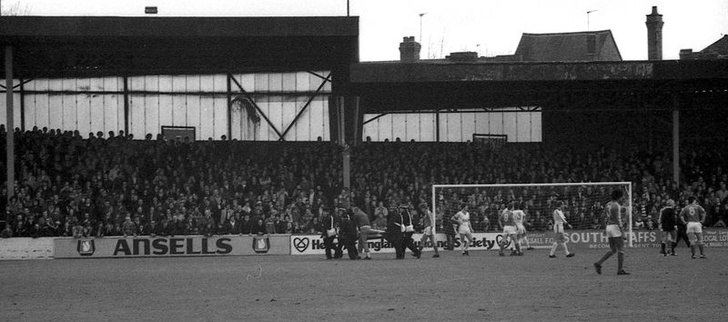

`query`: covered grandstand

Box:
[1,15,728,239]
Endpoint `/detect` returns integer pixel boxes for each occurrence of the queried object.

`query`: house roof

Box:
[701,35,728,55]
[514,30,622,62]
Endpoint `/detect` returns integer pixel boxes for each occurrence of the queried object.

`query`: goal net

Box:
[432,182,634,247]
[472,134,507,151]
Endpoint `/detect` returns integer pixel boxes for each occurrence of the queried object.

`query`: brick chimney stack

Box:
[399,36,421,63]
[646,6,664,60]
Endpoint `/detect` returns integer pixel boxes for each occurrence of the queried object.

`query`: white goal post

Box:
[431,182,634,247]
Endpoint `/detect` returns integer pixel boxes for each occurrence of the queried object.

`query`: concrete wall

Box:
[0,238,54,260]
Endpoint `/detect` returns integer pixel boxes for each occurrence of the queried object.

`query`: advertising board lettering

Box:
[113,238,233,256]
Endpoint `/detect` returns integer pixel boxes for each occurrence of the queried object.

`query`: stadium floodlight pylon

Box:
[432,182,634,247]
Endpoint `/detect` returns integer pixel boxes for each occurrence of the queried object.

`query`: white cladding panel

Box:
[531,112,543,142]
[229,71,330,141]
[502,113,517,143]
[0,92,21,129]
[363,110,542,142]
[5,72,328,141]
[419,113,436,141]
[516,112,531,143]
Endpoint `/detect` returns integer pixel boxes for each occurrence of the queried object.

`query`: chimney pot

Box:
[399,36,421,63]
[646,6,664,60]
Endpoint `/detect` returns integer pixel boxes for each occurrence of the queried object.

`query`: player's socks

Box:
[698,245,704,256]
[660,243,666,254]
[562,243,570,256]
[549,242,558,256]
[690,245,696,258]
[597,251,613,265]
[617,252,624,271]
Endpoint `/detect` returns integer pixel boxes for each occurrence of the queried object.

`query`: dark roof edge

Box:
[521,30,613,37]
[0,16,359,38]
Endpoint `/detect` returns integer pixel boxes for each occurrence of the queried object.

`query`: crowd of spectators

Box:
[1,124,726,239]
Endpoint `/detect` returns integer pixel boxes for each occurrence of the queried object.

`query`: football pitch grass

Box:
[1,246,725,321]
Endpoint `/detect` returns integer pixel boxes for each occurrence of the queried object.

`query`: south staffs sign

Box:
[54,235,290,258]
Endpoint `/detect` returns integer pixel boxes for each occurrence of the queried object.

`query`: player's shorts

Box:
[458,224,472,235]
[605,224,622,238]
[686,222,702,234]
[553,222,564,234]
[423,226,433,236]
[660,224,676,232]
[503,225,517,236]
[516,223,526,235]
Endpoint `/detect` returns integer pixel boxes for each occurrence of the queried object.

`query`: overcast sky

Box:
[3,0,727,61]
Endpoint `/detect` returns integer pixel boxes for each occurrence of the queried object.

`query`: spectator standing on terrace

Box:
[122,216,136,238]
[251,218,267,235]
[240,214,252,235]
[1,224,12,238]
[374,202,388,226]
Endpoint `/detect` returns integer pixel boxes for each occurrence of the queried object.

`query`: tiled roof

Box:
[514,30,622,62]
[701,35,728,55]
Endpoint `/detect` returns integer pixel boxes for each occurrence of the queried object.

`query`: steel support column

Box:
[339,96,350,189]
[226,74,232,140]
[435,110,440,142]
[5,45,15,202]
[123,76,129,136]
[352,96,360,146]
[672,95,680,186]
[19,77,25,131]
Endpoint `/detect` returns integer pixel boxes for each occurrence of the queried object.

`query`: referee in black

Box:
[674,200,692,251]
[658,199,678,256]
[400,203,422,259]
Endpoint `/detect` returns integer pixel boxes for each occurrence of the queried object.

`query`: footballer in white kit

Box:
[512,208,533,250]
[549,201,574,258]
[451,203,474,256]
